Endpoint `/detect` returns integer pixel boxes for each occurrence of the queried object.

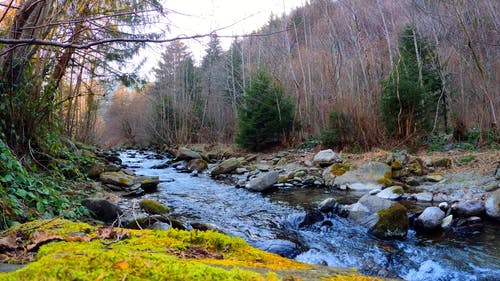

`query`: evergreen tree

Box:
[235,69,294,151]
[381,25,442,138]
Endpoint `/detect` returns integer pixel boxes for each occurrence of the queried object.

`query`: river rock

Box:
[318,198,338,213]
[82,199,123,223]
[370,203,408,239]
[376,186,404,200]
[416,207,445,231]
[452,200,485,217]
[386,151,410,169]
[138,176,160,193]
[441,215,453,229]
[176,147,201,160]
[245,171,280,192]
[348,194,392,224]
[99,171,135,187]
[425,173,444,182]
[411,192,433,202]
[299,209,325,227]
[313,149,341,167]
[334,162,392,191]
[211,158,240,176]
[254,239,300,258]
[187,158,208,172]
[485,190,500,220]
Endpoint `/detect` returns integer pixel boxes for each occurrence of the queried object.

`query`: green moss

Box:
[372,203,408,239]
[390,160,402,170]
[329,163,352,176]
[0,220,378,280]
[139,199,170,215]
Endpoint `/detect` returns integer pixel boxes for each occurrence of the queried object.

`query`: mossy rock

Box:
[329,163,352,176]
[390,160,402,170]
[139,199,170,215]
[408,158,425,176]
[0,219,383,281]
[371,203,409,239]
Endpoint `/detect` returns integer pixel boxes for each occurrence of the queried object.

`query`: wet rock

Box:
[137,176,160,193]
[369,189,382,195]
[441,215,453,229]
[254,239,300,258]
[235,168,248,174]
[139,199,169,215]
[211,158,240,176]
[99,171,135,187]
[299,209,325,227]
[411,192,433,202]
[245,171,280,192]
[187,158,208,172]
[176,147,202,160]
[376,186,404,200]
[151,162,170,169]
[122,188,145,198]
[318,198,338,213]
[82,199,123,223]
[485,190,500,220]
[416,207,445,231]
[313,149,341,167]
[190,222,224,233]
[334,162,392,191]
[438,202,449,211]
[104,184,125,192]
[370,203,408,239]
[452,200,485,217]
[348,194,392,225]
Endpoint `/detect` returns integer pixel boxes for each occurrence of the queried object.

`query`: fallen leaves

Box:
[167,246,224,260]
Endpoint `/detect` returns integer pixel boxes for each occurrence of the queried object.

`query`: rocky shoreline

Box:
[84,146,499,244]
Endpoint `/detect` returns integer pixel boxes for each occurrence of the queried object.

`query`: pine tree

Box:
[381,25,442,138]
[235,69,294,151]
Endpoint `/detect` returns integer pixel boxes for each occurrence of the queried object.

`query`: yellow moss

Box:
[329,163,352,176]
[321,274,383,281]
[139,199,170,215]
[0,220,382,281]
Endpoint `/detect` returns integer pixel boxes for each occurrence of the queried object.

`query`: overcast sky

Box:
[136,0,305,79]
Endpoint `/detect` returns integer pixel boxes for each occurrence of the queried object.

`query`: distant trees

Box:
[380,25,442,138]
[235,69,294,151]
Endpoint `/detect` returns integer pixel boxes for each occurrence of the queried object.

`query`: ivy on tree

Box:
[380,25,442,138]
[235,69,294,151]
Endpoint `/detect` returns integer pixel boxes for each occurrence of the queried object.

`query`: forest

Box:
[0,1,498,280]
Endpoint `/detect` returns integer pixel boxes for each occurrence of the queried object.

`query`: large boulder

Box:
[188,158,208,172]
[322,163,352,186]
[416,207,445,231]
[82,199,123,223]
[347,194,408,239]
[334,162,392,191]
[313,149,341,167]
[376,186,404,200]
[485,190,500,220]
[370,203,409,239]
[99,171,135,187]
[176,147,202,160]
[452,200,485,217]
[245,171,280,192]
[211,158,240,176]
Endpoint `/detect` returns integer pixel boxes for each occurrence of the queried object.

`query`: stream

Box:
[119,150,500,281]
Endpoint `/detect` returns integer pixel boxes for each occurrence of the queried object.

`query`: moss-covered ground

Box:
[0,219,384,281]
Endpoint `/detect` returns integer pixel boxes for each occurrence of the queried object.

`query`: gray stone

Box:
[211,158,240,176]
[176,147,202,160]
[438,202,449,211]
[334,162,391,191]
[245,171,280,192]
[452,200,485,217]
[138,176,160,193]
[485,190,500,219]
[187,158,208,172]
[411,192,433,202]
[313,149,341,167]
[369,189,382,195]
[82,199,123,223]
[416,207,445,230]
[99,171,135,187]
[376,186,404,200]
[441,215,453,229]
[425,173,444,182]
[318,198,338,212]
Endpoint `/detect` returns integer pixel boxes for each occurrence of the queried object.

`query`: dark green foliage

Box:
[381,25,442,138]
[0,140,90,229]
[235,69,294,151]
[320,111,354,149]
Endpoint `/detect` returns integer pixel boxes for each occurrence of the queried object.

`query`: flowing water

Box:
[120,150,500,281]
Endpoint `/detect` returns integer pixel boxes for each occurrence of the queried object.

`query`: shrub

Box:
[320,110,354,149]
[235,69,294,151]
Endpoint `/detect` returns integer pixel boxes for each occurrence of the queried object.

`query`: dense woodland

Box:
[100,0,499,150]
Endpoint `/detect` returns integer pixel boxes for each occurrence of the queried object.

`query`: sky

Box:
[136,0,305,79]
